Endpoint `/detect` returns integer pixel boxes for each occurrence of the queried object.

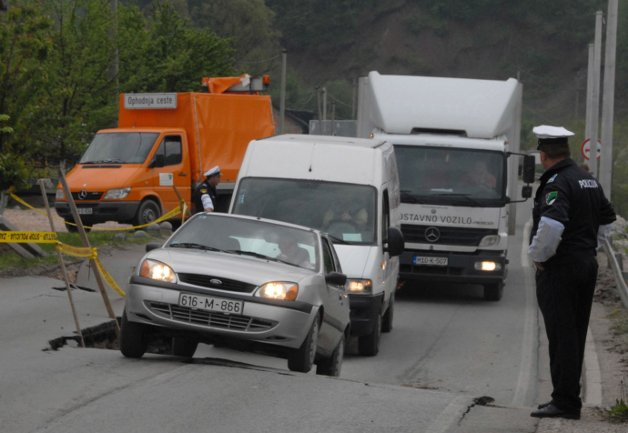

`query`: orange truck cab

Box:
[54,75,275,230]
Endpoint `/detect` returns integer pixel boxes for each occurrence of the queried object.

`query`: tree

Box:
[0,2,52,155]
[120,2,236,92]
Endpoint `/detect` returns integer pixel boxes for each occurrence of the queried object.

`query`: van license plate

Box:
[413,256,448,266]
[178,293,244,314]
[77,208,93,215]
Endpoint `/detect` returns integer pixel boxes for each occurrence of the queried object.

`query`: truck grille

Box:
[71,191,103,200]
[401,224,497,246]
[147,301,275,331]
[178,273,257,293]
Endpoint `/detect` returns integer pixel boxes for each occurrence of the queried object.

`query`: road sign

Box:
[581,138,601,160]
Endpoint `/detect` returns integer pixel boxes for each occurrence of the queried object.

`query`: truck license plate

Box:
[178,293,244,314]
[413,256,448,266]
[77,207,93,215]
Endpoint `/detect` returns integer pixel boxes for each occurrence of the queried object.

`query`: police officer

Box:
[193,165,221,213]
[528,125,616,420]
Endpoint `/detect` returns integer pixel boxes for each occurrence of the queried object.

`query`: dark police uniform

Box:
[192,180,217,214]
[531,157,616,414]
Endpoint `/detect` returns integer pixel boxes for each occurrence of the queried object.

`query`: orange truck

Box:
[54,75,275,230]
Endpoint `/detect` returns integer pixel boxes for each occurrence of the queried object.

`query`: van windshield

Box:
[80,132,158,164]
[394,145,506,206]
[232,178,377,245]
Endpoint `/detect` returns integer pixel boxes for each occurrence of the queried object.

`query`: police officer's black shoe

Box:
[530,403,580,420]
[537,400,552,409]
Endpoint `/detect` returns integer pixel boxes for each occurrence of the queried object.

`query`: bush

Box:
[0,153,30,191]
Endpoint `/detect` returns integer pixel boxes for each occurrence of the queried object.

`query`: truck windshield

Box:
[80,132,158,164]
[394,145,506,206]
[232,178,377,245]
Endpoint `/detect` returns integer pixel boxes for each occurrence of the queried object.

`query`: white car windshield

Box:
[167,214,319,271]
[232,178,377,245]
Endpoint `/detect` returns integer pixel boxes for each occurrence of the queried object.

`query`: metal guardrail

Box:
[602,237,628,309]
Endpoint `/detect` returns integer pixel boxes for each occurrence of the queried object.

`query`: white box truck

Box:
[357,71,534,301]
[229,134,404,356]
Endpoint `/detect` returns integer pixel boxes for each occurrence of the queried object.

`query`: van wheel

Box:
[483,283,503,301]
[358,313,381,356]
[382,294,394,333]
[316,334,344,377]
[288,318,319,373]
[133,199,160,228]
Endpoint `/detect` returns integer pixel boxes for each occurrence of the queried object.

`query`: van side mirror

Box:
[150,154,165,168]
[385,227,404,257]
[325,272,347,287]
[522,155,536,184]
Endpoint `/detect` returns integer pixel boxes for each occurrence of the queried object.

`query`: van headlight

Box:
[346,278,372,294]
[104,187,131,200]
[139,259,177,283]
[257,281,299,301]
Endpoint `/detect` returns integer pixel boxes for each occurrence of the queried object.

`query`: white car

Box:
[120,213,350,376]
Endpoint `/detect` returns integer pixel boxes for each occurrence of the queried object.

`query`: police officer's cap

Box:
[204,165,221,177]
[533,125,574,150]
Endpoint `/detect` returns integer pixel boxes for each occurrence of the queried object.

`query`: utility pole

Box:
[585,11,603,177]
[600,0,618,194]
[279,49,287,134]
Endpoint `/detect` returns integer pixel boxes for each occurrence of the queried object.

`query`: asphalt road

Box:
[0,205,544,433]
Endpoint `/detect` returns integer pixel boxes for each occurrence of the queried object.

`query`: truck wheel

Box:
[316,334,344,377]
[358,313,381,356]
[119,311,148,359]
[133,199,160,228]
[288,318,319,373]
[172,336,198,358]
[382,294,394,333]
[483,283,503,301]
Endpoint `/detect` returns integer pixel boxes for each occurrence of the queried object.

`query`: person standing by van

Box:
[193,166,221,213]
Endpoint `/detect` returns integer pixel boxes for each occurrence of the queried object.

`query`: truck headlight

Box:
[139,259,177,283]
[104,187,131,200]
[55,189,65,200]
[474,261,502,272]
[346,278,372,294]
[479,235,500,247]
[258,281,298,301]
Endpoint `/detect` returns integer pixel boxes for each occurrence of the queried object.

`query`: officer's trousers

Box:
[535,255,598,413]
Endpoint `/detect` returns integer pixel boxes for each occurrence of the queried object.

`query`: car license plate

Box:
[178,293,244,314]
[413,256,448,266]
[77,207,93,215]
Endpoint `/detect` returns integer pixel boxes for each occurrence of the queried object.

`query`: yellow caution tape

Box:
[9,193,48,217]
[56,242,126,297]
[9,192,182,232]
[0,231,58,243]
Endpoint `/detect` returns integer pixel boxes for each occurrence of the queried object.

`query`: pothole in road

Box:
[45,319,171,354]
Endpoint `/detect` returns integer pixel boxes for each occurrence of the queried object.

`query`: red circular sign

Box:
[581,138,601,160]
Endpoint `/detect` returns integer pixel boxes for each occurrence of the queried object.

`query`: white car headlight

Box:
[104,187,131,200]
[258,281,299,301]
[139,259,177,283]
[346,278,372,294]
[55,189,65,200]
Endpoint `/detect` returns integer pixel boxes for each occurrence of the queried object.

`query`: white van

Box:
[229,134,404,356]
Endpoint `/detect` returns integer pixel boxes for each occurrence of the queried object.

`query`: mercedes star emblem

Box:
[424,226,441,243]
[78,189,88,200]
